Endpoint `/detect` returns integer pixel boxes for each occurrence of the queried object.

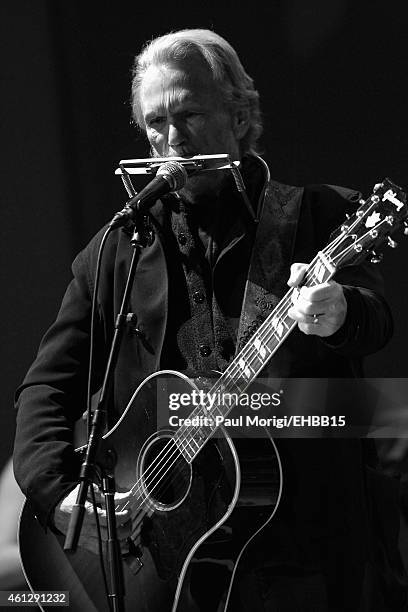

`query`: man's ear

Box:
[232,106,250,140]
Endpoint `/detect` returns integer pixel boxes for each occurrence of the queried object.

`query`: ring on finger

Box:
[311,313,323,324]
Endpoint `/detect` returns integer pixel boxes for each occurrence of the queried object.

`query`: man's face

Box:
[139,58,245,199]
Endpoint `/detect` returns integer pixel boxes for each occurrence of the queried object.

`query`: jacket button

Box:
[193,291,205,304]
[199,345,212,357]
[178,232,187,245]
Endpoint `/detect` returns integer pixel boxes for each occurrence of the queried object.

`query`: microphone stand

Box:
[64,208,154,612]
[62,155,247,610]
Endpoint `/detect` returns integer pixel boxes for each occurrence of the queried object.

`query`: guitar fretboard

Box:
[174,249,336,462]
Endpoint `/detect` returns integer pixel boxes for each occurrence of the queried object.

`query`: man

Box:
[14,29,406,611]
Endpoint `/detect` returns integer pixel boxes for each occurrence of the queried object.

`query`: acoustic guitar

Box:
[19,179,407,611]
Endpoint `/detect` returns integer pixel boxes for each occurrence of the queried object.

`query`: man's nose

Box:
[168,122,184,148]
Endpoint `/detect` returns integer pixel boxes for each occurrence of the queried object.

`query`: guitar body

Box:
[19,370,282,612]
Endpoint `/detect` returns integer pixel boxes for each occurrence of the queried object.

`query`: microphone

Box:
[109,160,188,228]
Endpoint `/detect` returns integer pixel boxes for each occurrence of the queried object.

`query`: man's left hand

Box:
[287,263,347,337]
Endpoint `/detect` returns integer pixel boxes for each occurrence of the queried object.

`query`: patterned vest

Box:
[159,162,303,378]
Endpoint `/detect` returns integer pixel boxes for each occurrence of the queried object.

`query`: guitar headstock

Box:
[328,178,408,268]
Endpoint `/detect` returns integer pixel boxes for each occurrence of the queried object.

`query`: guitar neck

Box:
[174,248,337,462]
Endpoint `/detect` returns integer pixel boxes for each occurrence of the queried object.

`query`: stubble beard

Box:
[149,146,229,204]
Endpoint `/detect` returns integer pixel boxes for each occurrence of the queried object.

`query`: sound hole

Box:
[141,436,191,509]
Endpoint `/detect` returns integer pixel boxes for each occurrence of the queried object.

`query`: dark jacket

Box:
[14,158,395,604]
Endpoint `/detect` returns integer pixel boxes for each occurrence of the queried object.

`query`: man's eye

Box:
[148,117,165,127]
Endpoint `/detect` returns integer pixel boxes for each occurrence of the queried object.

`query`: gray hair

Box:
[131,28,263,155]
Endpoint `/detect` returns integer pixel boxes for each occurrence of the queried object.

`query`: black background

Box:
[1,0,408,471]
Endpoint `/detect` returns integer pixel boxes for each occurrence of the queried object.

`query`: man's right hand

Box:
[54,484,132,555]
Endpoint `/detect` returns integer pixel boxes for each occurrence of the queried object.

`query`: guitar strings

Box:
[115,239,343,514]
[171,233,348,443]
[114,251,330,514]
[127,215,394,534]
[167,213,384,462]
[115,224,361,517]
[126,199,375,509]
[132,211,391,519]
[115,275,318,517]
[117,260,334,515]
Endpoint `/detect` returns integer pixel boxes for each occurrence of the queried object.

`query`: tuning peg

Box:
[404,221,408,235]
[373,182,383,193]
[387,237,398,248]
[369,251,383,264]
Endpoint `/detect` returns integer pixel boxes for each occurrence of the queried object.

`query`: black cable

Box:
[84,225,115,610]
[86,226,113,438]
